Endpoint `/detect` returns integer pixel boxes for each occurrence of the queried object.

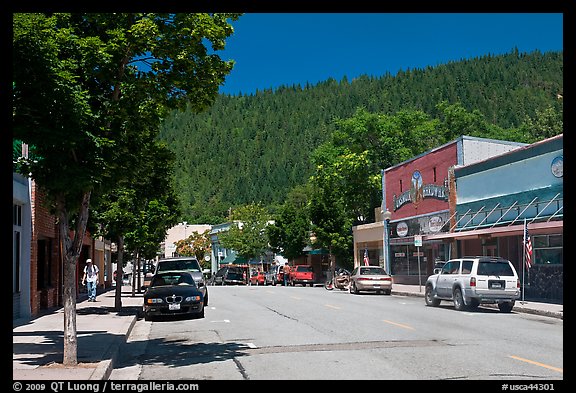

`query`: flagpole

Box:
[522,218,526,304]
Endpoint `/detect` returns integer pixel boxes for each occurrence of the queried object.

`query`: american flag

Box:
[524,220,533,269]
[363,249,370,266]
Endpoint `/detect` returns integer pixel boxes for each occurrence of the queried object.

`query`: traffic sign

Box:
[414,235,422,247]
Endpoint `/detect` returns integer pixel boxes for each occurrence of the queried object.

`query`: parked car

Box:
[213,266,246,286]
[275,264,290,285]
[349,266,392,295]
[264,270,276,285]
[433,260,446,275]
[150,257,208,306]
[424,256,520,312]
[249,270,266,286]
[143,271,205,321]
[289,265,315,287]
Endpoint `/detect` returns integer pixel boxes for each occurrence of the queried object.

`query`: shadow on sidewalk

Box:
[13,330,128,367]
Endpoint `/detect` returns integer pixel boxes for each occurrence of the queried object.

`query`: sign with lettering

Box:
[393,170,449,211]
[414,235,422,247]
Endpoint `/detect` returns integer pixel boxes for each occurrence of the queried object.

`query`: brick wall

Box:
[386,142,456,221]
[30,182,59,316]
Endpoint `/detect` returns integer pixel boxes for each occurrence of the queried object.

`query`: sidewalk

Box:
[13,284,563,381]
[391,284,564,320]
[13,285,143,380]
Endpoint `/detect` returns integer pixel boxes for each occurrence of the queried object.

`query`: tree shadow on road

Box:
[121,338,251,368]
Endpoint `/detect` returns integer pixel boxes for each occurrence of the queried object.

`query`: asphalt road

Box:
[110,284,563,381]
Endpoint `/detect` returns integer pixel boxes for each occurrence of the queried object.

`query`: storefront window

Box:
[533,234,563,265]
[390,244,426,276]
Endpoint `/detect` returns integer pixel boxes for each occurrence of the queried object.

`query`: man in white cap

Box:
[82,259,99,302]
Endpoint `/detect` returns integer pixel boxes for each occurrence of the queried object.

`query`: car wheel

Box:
[144,312,152,322]
[498,301,514,313]
[385,289,391,295]
[204,293,208,306]
[425,285,440,307]
[351,282,359,295]
[453,288,465,311]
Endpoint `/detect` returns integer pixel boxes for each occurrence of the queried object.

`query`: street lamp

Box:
[382,208,392,273]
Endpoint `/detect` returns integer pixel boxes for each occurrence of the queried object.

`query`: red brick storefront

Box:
[29,182,94,316]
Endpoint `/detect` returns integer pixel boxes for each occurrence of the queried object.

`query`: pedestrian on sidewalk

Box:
[82,259,99,302]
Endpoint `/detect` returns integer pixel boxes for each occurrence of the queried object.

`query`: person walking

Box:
[283,264,290,286]
[82,259,99,302]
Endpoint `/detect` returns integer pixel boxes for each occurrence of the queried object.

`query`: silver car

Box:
[349,266,393,295]
[153,257,209,306]
[424,256,520,312]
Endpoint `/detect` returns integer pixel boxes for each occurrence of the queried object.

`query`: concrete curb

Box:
[392,289,563,320]
[89,312,140,380]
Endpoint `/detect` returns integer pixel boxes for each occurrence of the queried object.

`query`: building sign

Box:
[551,156,563,178]
[396,221,409,237]
[393,170,449,211]
[390,211,449,240]
[428,216,444,233]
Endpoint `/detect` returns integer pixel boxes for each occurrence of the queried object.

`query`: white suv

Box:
[424,256,520,312]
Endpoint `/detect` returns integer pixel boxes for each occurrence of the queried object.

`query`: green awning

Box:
[302,245,328,255]
[220,251,247,265]
[220,251,271,265]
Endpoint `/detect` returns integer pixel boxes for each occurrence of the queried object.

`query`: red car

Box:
[249,271,266,286]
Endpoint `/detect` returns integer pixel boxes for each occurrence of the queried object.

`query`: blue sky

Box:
[217,13,563,96]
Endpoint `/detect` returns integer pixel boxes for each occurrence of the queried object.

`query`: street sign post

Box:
[414,235,423,292]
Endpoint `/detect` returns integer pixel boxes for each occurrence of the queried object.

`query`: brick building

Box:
[353,135,527,284]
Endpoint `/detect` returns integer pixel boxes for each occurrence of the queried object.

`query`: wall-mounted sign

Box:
[429,216,444,233]
[393,170,449,211]
[396,221,409,237]
[551,156,563,178]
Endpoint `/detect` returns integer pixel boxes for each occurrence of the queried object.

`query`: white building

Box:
[161,222,212,258]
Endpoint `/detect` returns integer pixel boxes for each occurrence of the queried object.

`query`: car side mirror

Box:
[434,268,442,274]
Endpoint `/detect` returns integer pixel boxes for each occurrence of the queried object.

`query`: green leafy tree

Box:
[267,185,312,261]
[175,230,212,269]
[219,203,270,261]
[13,12,240,366]
[517,105,563,143]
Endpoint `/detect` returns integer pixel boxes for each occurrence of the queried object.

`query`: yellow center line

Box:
[382,319,415,330]
[325,304,341,310]
[509,355,563,373]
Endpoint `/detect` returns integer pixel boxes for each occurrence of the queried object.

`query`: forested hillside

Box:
[158,49,563,224]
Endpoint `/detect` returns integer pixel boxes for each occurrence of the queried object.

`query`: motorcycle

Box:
[324,268,350,291]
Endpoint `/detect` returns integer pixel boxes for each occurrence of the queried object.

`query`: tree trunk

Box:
[137,253,142,294]
[57,191,91,366]
[131,250,136,297]
[114,235,124,311]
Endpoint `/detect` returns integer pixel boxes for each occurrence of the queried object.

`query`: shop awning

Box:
[302,245,328,255]
[425,219,562,241]
[220,251,246,265]
[220,251,271,265]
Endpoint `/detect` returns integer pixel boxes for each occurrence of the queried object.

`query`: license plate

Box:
[169,303,180,311]
[489,281,503,289]
[373,285,381,289]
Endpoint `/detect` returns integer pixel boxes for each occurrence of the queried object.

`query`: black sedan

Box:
[143,271,205,321]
